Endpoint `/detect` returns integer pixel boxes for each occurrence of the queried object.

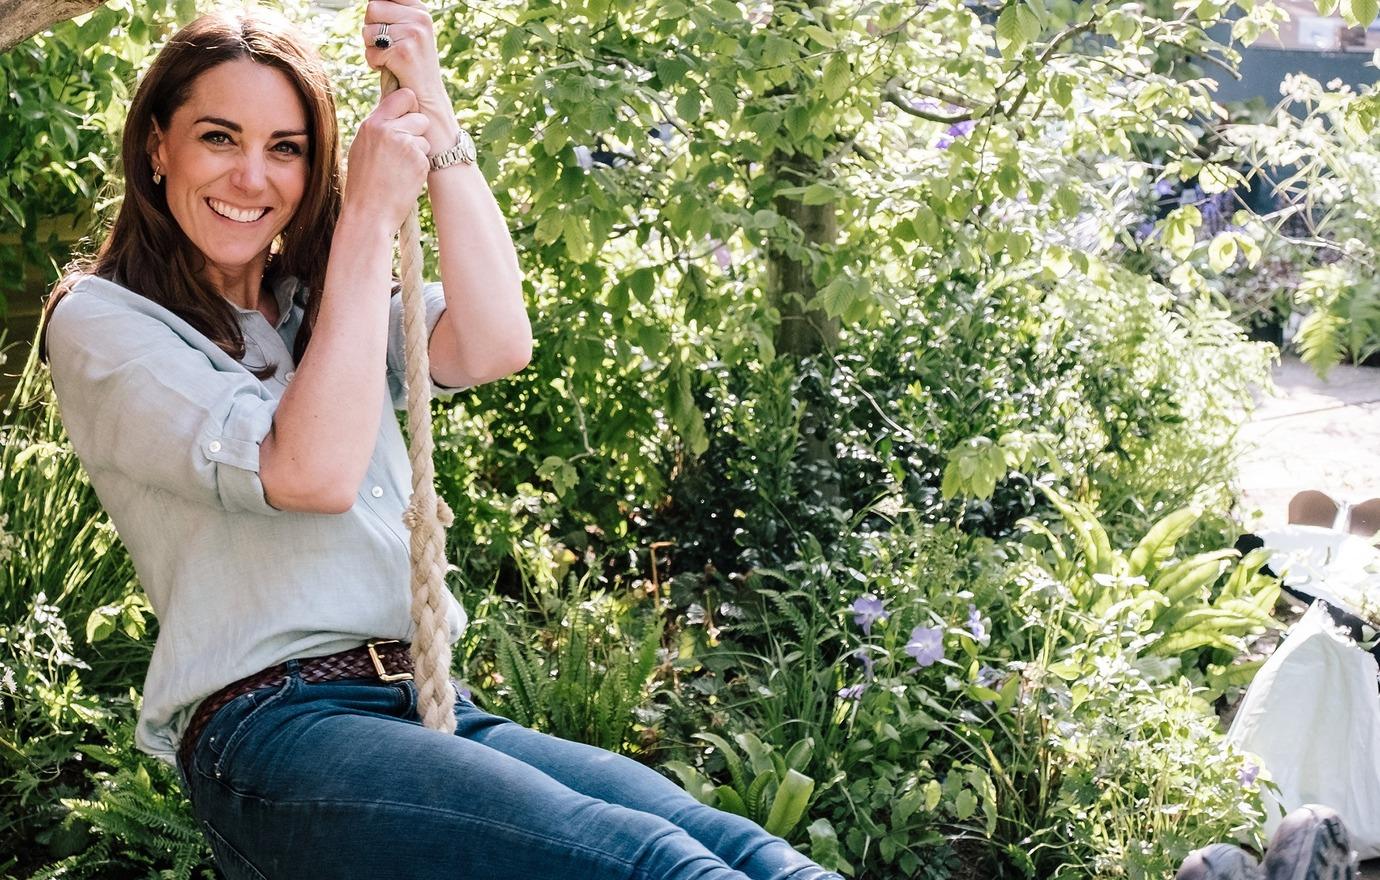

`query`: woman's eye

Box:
[202,131,232,145]
[274,142,304,155]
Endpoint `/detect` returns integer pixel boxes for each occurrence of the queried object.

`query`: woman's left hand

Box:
[363,0,460,156]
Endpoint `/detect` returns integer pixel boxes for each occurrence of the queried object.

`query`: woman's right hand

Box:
[342,87,432,232]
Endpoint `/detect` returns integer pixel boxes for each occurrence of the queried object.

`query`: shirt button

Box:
[371,486,384,498]
[208,440,222,453]
[284,371,296,383]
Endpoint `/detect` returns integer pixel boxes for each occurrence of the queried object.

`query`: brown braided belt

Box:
[177,638,414,769]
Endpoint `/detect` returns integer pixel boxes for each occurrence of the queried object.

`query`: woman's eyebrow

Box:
[193,115,308,138]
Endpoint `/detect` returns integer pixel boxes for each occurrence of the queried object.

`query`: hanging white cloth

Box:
[1226,527,1380,858]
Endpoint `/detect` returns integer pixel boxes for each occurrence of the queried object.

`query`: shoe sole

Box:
[1266,807,1355,880]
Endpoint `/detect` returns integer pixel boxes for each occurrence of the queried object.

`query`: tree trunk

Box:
[0,0,107,53]
[766,151,840,361]
[766,147,840,498]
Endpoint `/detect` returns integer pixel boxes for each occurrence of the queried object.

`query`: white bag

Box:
[1226,602,1380,858]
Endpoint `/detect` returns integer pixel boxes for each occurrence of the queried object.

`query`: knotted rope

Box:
[380,66,457,735]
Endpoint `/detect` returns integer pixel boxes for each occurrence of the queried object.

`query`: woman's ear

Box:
[146,121,165,174]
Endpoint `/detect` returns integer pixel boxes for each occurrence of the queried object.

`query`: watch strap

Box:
[428,128,476,172]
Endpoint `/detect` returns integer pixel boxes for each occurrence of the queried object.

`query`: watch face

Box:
[459,130,476,162]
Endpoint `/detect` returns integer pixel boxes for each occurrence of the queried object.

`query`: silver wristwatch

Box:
[428,128,477,172]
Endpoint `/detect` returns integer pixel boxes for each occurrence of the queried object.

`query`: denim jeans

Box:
[176,658,842,880]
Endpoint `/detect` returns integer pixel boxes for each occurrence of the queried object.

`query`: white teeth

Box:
[207,198,268,223]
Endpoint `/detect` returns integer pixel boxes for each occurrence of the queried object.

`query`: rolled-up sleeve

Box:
[386,280,465,411]
[45,288,283,516]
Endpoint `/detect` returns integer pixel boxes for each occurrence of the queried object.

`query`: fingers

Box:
[393,111,431,137]
[365,0,431,27]
[378,86,420,115]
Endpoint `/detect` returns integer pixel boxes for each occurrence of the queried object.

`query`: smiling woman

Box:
[39,9,342,382]
[148,59,310,322]
[26,4,839,879]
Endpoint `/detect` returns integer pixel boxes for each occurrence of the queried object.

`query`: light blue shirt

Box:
[44,274,468,766]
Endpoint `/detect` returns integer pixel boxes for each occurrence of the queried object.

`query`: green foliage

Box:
[482,589,663,753]
[0,0,189,313]
[664,731,817,839]
[0,0,1310,875]
[800,518,1270,878]
[1222,73,1380,374]
[34,700,213,880]
[1019,489,1278,681]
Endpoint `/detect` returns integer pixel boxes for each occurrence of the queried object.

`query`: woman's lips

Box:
[202,197,270,223]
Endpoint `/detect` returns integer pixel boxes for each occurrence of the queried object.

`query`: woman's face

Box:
[148,59,310,279]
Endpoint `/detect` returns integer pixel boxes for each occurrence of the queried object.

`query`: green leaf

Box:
[823,55,851,101]
[1208,233,1239,274]
[784,738,813,772]
[715,784,749,817]
[676,89,702,122]
[85,607,115,643]
[923,779,942,811]
[663,761,716,803]
[996,5,1028,57]
[693,732,746,791]
[764,769,815,837]
[806,819,847,873]
[1345,0,1378,27]
[913,206,941,244]
[708,84,738,118]
[1128,506,1201,576]
[954,789,977,820]
[1014,1,1042,41]
[800,183,837,206]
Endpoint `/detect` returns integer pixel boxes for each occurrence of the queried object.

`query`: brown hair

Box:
[38,8,342,379]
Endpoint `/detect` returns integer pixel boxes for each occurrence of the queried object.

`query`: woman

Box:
[38,4,842,879]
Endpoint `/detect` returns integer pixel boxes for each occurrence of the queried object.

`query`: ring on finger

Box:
[373,22,392,49]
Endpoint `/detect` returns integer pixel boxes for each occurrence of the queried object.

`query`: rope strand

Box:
[380,66,457,735]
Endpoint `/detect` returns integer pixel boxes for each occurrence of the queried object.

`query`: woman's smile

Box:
[205,197,272,224]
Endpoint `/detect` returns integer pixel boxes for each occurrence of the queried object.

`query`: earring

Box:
[152,170,163,185]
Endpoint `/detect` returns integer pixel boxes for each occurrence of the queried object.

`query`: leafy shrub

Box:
[1222,74,1380,373]
[478,587,665,754]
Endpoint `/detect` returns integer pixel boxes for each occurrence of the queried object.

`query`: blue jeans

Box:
[176,659,842,880]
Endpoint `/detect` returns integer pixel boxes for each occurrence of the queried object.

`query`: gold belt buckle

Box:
[366,639,414,682]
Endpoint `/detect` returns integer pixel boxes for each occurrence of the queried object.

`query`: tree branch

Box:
[0,0,107,53]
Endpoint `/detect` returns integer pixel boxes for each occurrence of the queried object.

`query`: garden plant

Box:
[0,0,1369,876]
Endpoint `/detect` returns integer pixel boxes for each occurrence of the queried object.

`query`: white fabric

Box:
[1227,602,1380,858]
[1256,526,1380,618]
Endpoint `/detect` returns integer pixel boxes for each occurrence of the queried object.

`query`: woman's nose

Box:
[231,153,268,193]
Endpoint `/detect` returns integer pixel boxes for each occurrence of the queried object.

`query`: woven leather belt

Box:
[177,639,413,769]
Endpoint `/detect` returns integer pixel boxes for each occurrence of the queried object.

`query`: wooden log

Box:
[0,0,108,53]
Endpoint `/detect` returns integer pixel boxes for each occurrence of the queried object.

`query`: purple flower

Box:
[1154,179,1177,198]
[976,665,1001,688]
[713,244,732,271]
[905,625,944,668]
[966,604,987,643]
[853,646,876,681]
[947,120,976,139]
[1238,761,1260,786]
[837,683,865,701]
[851,594,888,636]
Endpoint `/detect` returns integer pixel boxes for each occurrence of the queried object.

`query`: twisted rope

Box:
[380,66,456,735]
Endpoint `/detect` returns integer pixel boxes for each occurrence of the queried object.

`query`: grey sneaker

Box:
[1262,804,1357,880]
[1176,843,1265,880]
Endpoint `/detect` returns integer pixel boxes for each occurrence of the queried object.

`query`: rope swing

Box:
[379,63,457,735]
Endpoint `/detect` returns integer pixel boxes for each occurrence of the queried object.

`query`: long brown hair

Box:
[38,9,342,379]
